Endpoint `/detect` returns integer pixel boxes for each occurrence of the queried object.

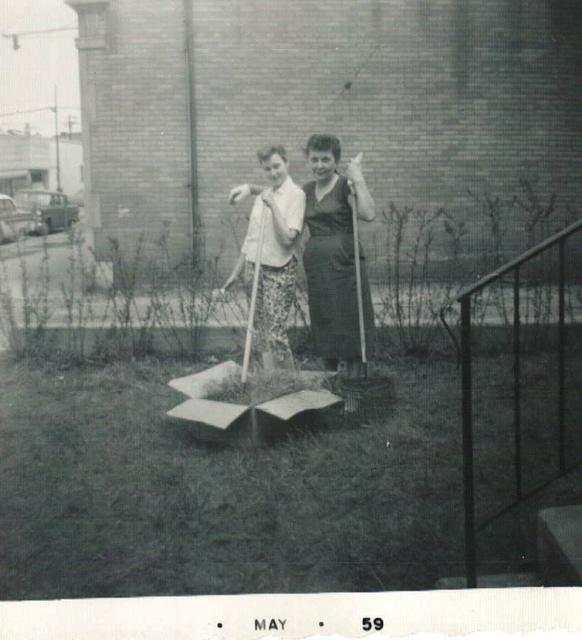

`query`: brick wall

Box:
[190,0,582,279]
[82,0,582,279]
[83,0,193,265]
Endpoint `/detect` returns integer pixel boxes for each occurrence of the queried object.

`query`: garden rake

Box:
[241,198,268,387]
[343,153,395,419]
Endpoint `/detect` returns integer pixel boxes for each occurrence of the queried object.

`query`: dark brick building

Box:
[66,0,582,277]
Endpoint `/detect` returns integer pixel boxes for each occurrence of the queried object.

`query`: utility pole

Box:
[53,85,62,192]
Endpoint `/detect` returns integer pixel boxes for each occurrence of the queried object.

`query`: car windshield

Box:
[0,199,17,212]
[15,192,51,208]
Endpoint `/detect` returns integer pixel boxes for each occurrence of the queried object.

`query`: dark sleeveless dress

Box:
[302,175,375,360]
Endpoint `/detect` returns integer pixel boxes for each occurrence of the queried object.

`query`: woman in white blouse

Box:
[221,145,305,369]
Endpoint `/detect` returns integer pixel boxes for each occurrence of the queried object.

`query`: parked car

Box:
[0,194,36,243]
[14,189,80,234]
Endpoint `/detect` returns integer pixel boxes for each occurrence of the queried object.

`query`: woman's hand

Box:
[222,252,246,292]
[228,184,251,205]
[261,191,300,247]
[260,191,276,210]
[211,287,228,302]
[345,152,365,186]
[346,152,375,221]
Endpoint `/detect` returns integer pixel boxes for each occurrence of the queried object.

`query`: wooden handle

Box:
[350,185,367,366]
[242,203,268,383]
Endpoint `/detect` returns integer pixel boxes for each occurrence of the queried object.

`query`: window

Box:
[14,192,51,208]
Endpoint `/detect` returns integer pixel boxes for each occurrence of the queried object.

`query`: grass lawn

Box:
[0,348,581,600]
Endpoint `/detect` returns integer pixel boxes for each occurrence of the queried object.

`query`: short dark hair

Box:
[304,134,342,162]
[256,144,287,163]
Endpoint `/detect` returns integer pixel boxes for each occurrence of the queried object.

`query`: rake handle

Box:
[349,182,367,372]
[242,201,268,384]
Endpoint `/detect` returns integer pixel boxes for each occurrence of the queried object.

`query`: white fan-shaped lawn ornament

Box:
[166,361,341,445]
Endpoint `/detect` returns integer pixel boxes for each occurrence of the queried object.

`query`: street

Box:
[0,221,91,298]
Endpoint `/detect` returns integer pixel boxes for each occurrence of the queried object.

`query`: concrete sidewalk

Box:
[3,283,582,328]
[2,284,582,356]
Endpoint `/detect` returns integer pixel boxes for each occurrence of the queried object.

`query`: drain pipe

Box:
[183,0,202,260]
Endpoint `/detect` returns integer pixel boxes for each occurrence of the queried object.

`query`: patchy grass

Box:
[0,349,581,600]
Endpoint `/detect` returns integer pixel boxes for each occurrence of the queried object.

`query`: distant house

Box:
[0,130,83,198]
[0,132,51,196]
[65,0,582,277]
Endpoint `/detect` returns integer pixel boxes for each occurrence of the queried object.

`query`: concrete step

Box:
[435,573,541,589]
[538,505,582,586]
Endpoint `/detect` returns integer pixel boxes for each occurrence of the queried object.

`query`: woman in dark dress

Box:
[302,134,376,378]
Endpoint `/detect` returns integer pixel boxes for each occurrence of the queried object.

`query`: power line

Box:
[0,106,81,120]
[2,25,77,50]
[0,107,53,118]
[2,25,77,37]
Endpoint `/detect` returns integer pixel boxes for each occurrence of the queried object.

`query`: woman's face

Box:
[307,148,338,183]
[261,153,289,189]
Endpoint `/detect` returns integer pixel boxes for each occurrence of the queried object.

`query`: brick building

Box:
[65,0,582,278]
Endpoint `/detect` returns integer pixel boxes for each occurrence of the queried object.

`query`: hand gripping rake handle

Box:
[242,200,268,384]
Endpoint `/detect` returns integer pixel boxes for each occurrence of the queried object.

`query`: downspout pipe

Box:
[183,0,201,261]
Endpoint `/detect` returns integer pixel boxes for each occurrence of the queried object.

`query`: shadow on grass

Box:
[1,350,580,599]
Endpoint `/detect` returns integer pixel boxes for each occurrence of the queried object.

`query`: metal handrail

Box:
[440,216,582,589]
[454,217,582,302]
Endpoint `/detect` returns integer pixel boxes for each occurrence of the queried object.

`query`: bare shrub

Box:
[376,203,465,355]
